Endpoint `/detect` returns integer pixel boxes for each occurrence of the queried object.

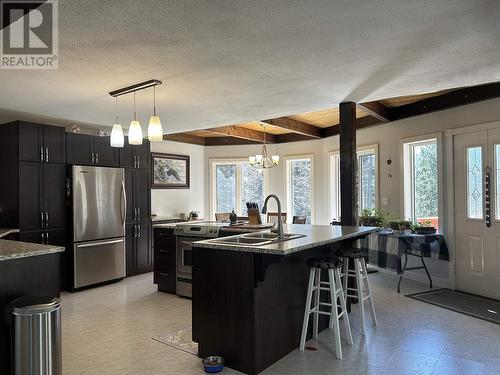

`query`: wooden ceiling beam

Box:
[261,117,322,138]
[358,101,393,122]
[207,125,277,143]
[391,81,500,120]
[274,133,315,143]
[205,137,261,146]
[163,133,206,145]
[321,115,382,138]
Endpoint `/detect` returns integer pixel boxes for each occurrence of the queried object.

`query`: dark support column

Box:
[339,101,358,226]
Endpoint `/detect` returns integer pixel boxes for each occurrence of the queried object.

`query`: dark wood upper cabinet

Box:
[66,133,93,165]
[18,162,43,231]
[15,122,65,164]
[135,140,151,169]
[18,123,42,162]
[119,138,150,169]
[92,136,120,166]
[66,133,120,167]
[43,125,66,164]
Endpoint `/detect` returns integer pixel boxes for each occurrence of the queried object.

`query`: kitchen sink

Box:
[243,232,305,241]
[210,232,306,246]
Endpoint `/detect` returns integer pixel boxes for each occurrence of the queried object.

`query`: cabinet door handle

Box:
[45,232,49,244]
[40,147,44,162]
[45,147,49,162]
[137,155,140,168]
[159,249,169,254]
[40,211,45,228]
[159,272,169,277]
[45,211,49,227]
[96,153,99,164]
[41,232,45,243]
[91,153,95,163]
[138,207,141,219]
[138,224,141,238]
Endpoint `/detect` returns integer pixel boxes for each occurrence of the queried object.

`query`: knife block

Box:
[248,209,262,225]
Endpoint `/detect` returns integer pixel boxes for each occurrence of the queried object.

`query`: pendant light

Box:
[128,91,143,145]
[249,124,279,169]
[148,85,163,142]
[110,97,124,147]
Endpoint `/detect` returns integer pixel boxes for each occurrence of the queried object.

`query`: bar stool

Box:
[339,248,377,335]
[299,257,353,360]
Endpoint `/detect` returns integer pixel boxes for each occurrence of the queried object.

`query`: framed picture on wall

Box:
[151,153,190,189]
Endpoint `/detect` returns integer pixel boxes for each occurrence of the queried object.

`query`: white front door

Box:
[454,127,500,299]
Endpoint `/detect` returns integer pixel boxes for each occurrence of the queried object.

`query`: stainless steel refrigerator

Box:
[71,165,126,289]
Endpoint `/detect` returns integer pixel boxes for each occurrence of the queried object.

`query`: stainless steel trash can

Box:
[11,296,62,375]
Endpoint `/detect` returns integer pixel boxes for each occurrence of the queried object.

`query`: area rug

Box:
[407,288,500,325]
[153,327,198,356]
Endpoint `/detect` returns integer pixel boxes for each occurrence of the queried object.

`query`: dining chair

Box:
[292,215,307,224]
[267,212,287,224]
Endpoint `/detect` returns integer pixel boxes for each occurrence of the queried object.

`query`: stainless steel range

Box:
[174,222,222,297]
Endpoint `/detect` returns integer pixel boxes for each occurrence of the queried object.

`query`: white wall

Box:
[204,97,500,286]
[151,141,206,218]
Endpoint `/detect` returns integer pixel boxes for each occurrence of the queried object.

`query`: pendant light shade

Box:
[148,116,162,142]
[148,86,163,142]
[129,120,143,145]
[128,91,143,145]
[110,97,124,148]
[110,124,124,147]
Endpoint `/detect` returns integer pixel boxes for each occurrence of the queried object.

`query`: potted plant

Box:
[359,208,387,227]
[388,219,412,234]
[189,210,199,220]
[412,221,437,235]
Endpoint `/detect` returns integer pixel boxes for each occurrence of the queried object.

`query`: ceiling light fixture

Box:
[110,96,124,147]
[148,85,163,142]
[249,124,279,169]
[128,91,143,145]
[108,79,163,147]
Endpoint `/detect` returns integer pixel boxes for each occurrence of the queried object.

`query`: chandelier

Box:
[109,79,163,147]
[248,124,279,169]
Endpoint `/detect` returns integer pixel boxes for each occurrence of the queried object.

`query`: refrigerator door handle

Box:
[77,239,124,248]
[121,180,126,227]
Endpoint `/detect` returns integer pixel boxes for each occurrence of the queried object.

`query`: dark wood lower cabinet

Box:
[126,221,153,276]
[153,227,177,293]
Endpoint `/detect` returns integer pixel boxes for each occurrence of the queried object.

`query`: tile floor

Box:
[61,272,500,375]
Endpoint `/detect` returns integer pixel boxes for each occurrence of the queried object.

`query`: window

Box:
[211,160,265,217]
[403,138,439,228]
[329,146,378,221]
[286,156,313,223]
[468,146,483,219]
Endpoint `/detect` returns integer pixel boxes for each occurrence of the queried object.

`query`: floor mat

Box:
[153,327,198,356]
[407,288,500,325]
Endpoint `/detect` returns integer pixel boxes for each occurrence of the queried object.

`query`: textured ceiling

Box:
[0,0,499,134]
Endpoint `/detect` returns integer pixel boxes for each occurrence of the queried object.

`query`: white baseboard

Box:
[372,266,449,289]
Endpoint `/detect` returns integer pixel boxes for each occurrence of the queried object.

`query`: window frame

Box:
[328,144,379,221]
[284,154,315,224]
[209,158,268,219]
[401,133,443,229]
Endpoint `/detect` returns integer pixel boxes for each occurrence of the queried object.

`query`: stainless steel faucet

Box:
[261,194,284,239]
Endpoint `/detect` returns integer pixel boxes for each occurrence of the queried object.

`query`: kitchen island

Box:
[192,224,376,375]
[0,239,64,374]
